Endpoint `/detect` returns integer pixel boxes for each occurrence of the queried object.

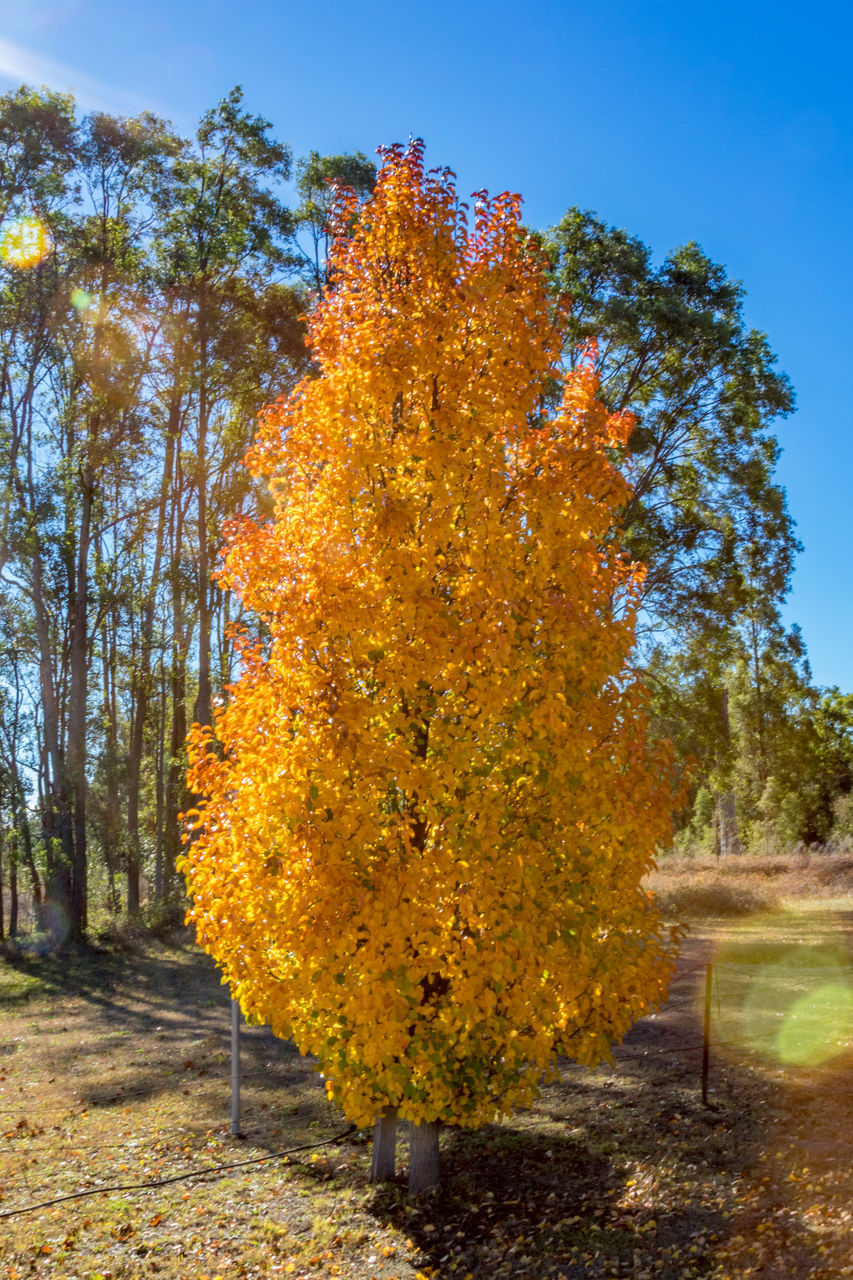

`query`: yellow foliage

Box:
[181,141,680,1129]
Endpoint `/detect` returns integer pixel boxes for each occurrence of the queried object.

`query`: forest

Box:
[1,82,851,945]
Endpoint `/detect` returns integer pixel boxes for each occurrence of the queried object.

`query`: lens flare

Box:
[776,982,853,1066]
[712,912,853,1070]
[0,215,53,269]
[70,287,92,311]
[43,899,71,946]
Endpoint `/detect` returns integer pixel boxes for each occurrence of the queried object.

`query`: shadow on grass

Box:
[357,1019,842,1278]
[0,940,331,1130]
[364,1121,701,1279]
[1,928,848,1278]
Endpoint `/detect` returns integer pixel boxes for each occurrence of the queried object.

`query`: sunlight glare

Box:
[43,899,71,946]
[776,981,853,1066]
[712,912,853,1070]
[0,215,54,269]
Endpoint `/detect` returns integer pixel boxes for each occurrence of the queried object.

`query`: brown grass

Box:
[647,851,853,920]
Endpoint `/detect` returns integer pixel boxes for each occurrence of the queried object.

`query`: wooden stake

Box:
[702,963,712,1107]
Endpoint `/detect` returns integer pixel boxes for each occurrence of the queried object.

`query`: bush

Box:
[648,848,853,921]
[651,880,778,921]
[831,793,853,845]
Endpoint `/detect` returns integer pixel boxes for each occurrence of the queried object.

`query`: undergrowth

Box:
[647,850,853,920]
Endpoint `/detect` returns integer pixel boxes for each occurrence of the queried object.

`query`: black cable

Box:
[0,1124,356,1220]
[560,1041,707,1070]
[668,960,710,982]
[617,1042,705,1058]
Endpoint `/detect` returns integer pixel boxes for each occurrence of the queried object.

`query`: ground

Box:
[0,854,851,1279]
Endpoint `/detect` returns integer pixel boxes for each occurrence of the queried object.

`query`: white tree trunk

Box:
[370,1106,398,1182]
[717,790,741,856]
[408,1120,440,1194]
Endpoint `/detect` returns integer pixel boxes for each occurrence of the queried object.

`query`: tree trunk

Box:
[101,606,122,913]
[68,463,94,939]
[163,439,190,899]
[154,660,167,900]
[126,641,145,913]
[31,541,74,942]
[716,688,741,855]
[195,298,212,733]
[0,827,4,940]
[163,643,188,896]
[717,791,741,857]
[370,1107,398,1182]
[408,1121,440,1194]
[15,782,41,930]
[128,403,179,910]
[8,831,18,937]
[749,617,769,786]
[44,801,74,943]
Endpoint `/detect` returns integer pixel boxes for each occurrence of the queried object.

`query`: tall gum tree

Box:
[181,142,681,1193]
[544,209,798,850]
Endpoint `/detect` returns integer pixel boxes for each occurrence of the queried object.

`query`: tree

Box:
[651,622,853,853]
[63,107,179,932]
[0,84,311,937]
[545,209,798,648]
[148,89,307,902]
[545,210,800,848]
[0,620,42,934]
[157,86,296,739]
[0,84,76,232]
[0,89,180,939]
[293,149,377,293]
[0,87,78,938]
[181,142,680,1192]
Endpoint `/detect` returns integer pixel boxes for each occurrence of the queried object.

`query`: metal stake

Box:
[231,997,242,1136]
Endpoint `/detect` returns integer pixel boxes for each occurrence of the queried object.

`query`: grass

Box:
[0,884,851,1278]
[646,849,853,919]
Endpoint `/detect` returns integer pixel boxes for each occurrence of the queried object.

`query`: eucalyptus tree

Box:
[151,88,307,892]
[0,87,78,933]
[60,107,178,928]
[546,209,797,648]
[0,84,378,933]
[0,85,76,234]
[546,210,800,843]
[293,149,377,293]
[0,88,176,936]
[0,609,42,935]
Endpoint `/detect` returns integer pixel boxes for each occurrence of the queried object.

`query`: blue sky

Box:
[2,0,851,689]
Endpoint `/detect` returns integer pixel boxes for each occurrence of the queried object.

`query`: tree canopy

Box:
[181,143,680,1187]
[545,208,798,651]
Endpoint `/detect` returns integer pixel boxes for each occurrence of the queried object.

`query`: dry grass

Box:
[0,905,851,1278]
[647,850,853,920]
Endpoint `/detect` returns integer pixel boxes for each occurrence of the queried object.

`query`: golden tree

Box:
[181,141,680,1192]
